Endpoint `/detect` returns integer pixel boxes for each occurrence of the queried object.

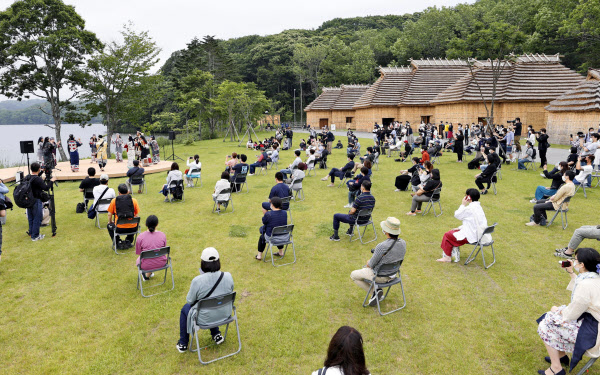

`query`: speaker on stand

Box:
[20,140,35,175]
[165,131,182,161]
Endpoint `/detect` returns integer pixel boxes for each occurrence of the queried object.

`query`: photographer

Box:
[511,118,522,152]
[536,129,550,168]
[26,162,54,241]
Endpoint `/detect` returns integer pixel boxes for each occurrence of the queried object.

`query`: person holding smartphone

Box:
[437,188,488,263]
[537,248,600,375]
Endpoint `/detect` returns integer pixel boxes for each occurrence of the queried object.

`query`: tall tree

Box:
[82,24,160,156]
[0,0,102,161]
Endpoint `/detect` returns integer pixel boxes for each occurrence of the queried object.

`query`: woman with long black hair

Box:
[454,129,464,163]
[312,326,370,375]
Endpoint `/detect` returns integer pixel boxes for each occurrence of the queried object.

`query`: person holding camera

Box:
[536,248,600,375]
[574,155,595,187]
[579,133,599,159]
[536,128,550,168]
[26,162,54,241]
[526,170,576,227]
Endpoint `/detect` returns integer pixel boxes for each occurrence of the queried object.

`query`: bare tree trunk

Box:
[51,107,67,162]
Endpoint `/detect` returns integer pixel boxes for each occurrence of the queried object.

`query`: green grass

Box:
[0,132,598,374]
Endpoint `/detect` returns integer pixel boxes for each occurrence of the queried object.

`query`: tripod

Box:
[238,122,259,147]
[223,120,240,142]
[165,138,183,161]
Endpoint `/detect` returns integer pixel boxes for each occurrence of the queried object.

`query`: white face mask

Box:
[574,264,581,273]
[562,176,567,182]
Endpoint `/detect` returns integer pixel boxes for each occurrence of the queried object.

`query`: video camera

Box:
[506,120,516,124]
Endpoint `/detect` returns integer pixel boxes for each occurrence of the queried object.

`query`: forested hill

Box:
[0,100,102,125]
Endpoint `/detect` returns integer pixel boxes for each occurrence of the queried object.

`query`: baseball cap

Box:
[201,247,220,262]
[100,174,109,181]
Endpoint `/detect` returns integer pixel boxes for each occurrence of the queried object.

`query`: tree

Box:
[560,0,600,71]
[82,24,160,156]
[173,69,217,140]
[0,0,102,161]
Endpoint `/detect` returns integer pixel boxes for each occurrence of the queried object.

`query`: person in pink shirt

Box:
[225,152,239,173]
[136,215,167,280]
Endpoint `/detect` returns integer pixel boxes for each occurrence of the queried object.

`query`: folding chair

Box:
[189,292,242,365]
[232,171,249,194]
[337,171,353,188]
[361,260,406,316]
[263,224,296,267]
[574,357,597,375]
[128,175,147,194]
[166,180,185,202]
[491,171,499,195]
[112,217,140,255]
[464,223,497,269]
[281,196,292,223]
[94,198,113,229]
[268,159,279,170]
[83,188,94,211]
[258,163,268,175]
[306,161,316,177]
[212,188,234,214]
[575,182,588,198]
[431,154,441,165]
[350,208,377,245]
[289,177,304,201]
[187,167,202,187]
[546,196,572,230]
[592,167,600,187]
[387,146,399,158]
[422,187,443,217]
[136,246,174,297]
[372,153,380,171]
[496,163,502,180]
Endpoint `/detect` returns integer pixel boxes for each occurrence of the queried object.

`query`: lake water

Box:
[0,123,107,166]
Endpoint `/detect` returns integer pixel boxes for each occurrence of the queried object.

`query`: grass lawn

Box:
[0,132,598,374]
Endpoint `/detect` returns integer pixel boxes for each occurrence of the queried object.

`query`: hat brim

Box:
[380,220,400,235]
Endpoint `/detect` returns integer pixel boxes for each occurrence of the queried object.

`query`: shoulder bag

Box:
[191,272,224,308]
[87,187,110,219]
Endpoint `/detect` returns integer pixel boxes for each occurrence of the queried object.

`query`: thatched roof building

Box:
[546,68,600,144]
[304,85,370,129]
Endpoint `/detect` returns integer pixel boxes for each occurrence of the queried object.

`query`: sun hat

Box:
[201,247,220,262]
[380,217,401,235]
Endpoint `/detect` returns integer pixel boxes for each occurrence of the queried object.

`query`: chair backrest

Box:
[290,177,303,189]
[95,198,113,212]
[84,188,94,199]
[116,216,140,227]
[559,195,572,209]
[196,291,236,312]
[169,179,183,188]
[477,223,497,241]
[218,188,232,199]
[131,175,144,184]
[189,167,201,174]
[271,224,294,236]
[281,196,291,206]
[355,208,373,222]
[376,259,403,277]
[235,171,248,182]
[431,186,442,201]
[140,246,170,261]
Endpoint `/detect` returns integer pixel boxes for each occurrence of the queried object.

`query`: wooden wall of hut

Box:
[352,107,400,131]
[305,110,332,129]
[547,112,600,145]
[398,106,436,125]
[331,110,358,131]
[433,102,549,129]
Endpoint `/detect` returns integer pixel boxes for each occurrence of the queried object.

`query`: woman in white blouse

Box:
[185,155,202,187]
[537,248,600,375]
[212,171,231,212]
[160,162,183,201]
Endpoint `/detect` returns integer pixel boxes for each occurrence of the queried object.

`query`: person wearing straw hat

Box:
[350,217,406,306]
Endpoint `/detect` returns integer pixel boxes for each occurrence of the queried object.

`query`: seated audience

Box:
[230,154,249,191]
[135,215,167,280]
[353,147,375,174]
[225,152,238,173]
[212,171,231,212]
[330,180,375,241]
[406,169,442,216]
[248,151,268,175]
[185,155,202,187]
[126,160,145,193]
[395,157,421,192]
[419,148,430,164]
[350,217,406,305]
[90,174,116,218]
[321,154,355,187]
[536,248,600,375]
[269,144,279,165]
[286,162,307,185]
[262,172,291,211]
[107,183,140,249]
[280,150,302,180]
[474,149,500,195]
[527,170,576,226]
[311,326,370,375]
[437,189,488,263]
[346,166,371,208]
[574,155,594,187]
[417,161,434,190]
[79,167,100,193]
[306,149,316,169]
[255,197,288,260]
[555,225,600,258]
[176,247,234,352]
[159,162,184,201]
[398,141,413,162]
[532,162,568,203]
[518,141,534,170]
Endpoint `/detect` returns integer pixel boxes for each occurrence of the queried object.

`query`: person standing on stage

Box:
[67,134,83,172]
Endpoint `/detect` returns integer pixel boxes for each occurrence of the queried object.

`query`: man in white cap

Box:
[350,217,406,306]
[177,247,234,353]
[89,174,115,217]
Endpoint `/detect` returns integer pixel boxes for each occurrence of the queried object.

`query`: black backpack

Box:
[13,176,36,209]
[532,148,537,160]
[172,183,184,200]
[76,202,86,213]
[115,195,135,219]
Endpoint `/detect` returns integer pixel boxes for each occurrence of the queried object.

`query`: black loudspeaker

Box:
[168,131,176,141]
[20,140,34,154]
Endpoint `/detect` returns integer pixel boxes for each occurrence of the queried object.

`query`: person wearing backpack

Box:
[176,247,234,353]
[106,183,140,249]
[20,163,54,241]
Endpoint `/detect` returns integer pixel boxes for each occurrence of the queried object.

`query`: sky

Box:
[0,0,476,101]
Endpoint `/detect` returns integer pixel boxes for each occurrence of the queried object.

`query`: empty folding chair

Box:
[289,177,304,201]
[112,216,141,255]
[546,196,572,230]
[422,187,443,217]
[94,198,113,229]
[491,171,499,195]
[350,208,377,245]
[575,182,588,198]
[232,171,249,194]
[361,260,406,316]
[281,196,292,223]
[464,223,497,269]
[128,175,147,194]
[189,291,242,365]
[187,167,202,187]
[166,180,185,203]
[136,246,175,297]
[83,188,94,211]
[574,357,597,375]
[212,188,234,214]
[263,224,296,267]
[372,153,380,171]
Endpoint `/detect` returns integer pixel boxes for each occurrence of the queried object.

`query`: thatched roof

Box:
[431,54,585,104]
[400,59,471,105]
[303,85,370,111]
[546,68,600,112]
[352,67,412,108]
[304,87,341,111]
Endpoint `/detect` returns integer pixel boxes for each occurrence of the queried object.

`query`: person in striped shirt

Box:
[330,180,376,241]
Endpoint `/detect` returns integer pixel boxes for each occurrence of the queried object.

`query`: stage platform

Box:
[0,160,172,182]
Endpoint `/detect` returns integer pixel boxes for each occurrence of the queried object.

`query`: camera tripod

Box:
[43,167,57,237]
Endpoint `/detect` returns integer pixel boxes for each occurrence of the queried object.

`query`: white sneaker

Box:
[394,189,400,192]
[451,247,460,263]
[540,173,546,177]
[530,199,537,203]
[32,234,45,241]
[343,204,352,208]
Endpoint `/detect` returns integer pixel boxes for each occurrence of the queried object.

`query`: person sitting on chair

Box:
[254,197,288,260]
[350,217,406,306]
[406,168,442,216]
[311,326,370,375]
[352,147,375,174]
[345,166,371,208]
[286,162,307,185]
[107,183,140,249]
[224,152,238,173]
[398,141,412,162]
[474,149,500,195]
[321,153,355,187]
[90,174,116,218]
[532,162,568,203]
[335,139,344,149]
[135,215,167,281]
[185,155,202,187]
[419,148,430,165]
[555,224,600,259]
[518,141,534,170]
[269,144,279,165]
[280,150,302,180]
[79,167,100,193]
[437,188,488,263]
[176,247,234,353]
[230,154,248,191]
[126,160,145,193]
[526,170,576,227]
[536,247,600,375]
[574,155,595,187]
[248,151,268,175]
[330,180,376,241]
[395,157,420,192]
[262,172,291,211]
[306,149,316,169]
[212,171,231,212]
[159,162,184,201]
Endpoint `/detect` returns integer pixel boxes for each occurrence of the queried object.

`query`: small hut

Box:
[546,69,600,144]
[304,87,342,129]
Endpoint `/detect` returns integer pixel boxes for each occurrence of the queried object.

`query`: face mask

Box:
[562,176,566,182]
[574,264,581,273]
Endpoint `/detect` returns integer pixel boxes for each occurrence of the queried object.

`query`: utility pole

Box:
[293,89,296,125]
